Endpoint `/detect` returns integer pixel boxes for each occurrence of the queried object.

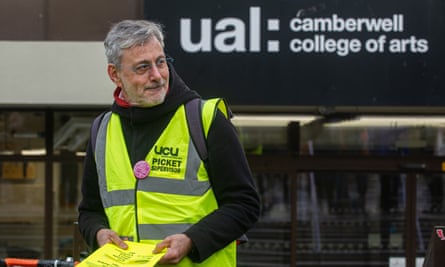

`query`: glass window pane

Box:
[301,172,406,265]
[54,160,84,259]
[234,115,445,156]
[53,111,99,155]
[239,171,417,266]
[238,173,291,266]
[0,161,45,258]
[0,112,45,155]
[417,173,444,258]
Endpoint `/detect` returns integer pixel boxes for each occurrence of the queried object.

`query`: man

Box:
[78,20,260,266]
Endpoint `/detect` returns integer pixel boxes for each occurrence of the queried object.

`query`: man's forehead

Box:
[121,40,165,63]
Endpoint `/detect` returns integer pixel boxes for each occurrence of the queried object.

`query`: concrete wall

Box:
[0,0,144,106]
[0,41,114,106]
[0,0,143,41]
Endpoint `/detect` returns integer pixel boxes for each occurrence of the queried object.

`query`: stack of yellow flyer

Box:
[77,241,166,267]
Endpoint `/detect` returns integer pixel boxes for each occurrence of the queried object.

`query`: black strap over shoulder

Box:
[184,98,208,161]
[185,98,248,244]
[90,111,107,152]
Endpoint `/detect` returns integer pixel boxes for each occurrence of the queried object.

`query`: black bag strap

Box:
[184,98,248,245]
[184,98,208,161]
[90,111,107,153]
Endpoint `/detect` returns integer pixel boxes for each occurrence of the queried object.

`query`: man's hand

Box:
[153,234,193,264]
[96,228,128,249]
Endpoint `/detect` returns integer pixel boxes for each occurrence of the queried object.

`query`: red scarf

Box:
[113,87,131,108]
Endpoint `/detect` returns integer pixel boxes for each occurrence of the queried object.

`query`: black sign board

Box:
[145,0,445,107]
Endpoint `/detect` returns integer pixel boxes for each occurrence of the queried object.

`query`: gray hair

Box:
[104,20,165,66]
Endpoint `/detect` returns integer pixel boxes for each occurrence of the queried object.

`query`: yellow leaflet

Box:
[77,241,166,267]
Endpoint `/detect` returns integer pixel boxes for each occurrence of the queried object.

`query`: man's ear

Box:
[107,64,122,87]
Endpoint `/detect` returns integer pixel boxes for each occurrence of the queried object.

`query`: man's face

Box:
[108,37,170,107]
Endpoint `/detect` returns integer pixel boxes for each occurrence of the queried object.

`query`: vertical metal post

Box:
[405,173,417,267]
[290,174,297,266]
[44,110,54,258]
[287,121,300,266]
[73,221,81,261]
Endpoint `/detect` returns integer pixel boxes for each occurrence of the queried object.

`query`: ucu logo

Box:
[154,146,179,156]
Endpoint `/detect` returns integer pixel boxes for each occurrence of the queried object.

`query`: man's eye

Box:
[135,64,150,72]
[156,58,167,67]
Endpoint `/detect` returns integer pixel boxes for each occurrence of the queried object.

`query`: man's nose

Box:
[148,65,162,80]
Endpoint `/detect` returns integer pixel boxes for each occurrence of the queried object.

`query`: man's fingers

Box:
[153,240,169,253]
[110,235,128,249]
[96,229,128,249]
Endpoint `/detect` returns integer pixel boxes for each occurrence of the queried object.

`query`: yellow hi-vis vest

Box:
[94,99,236,266]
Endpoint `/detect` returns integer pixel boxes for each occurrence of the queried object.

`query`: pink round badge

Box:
[133,160,150,179]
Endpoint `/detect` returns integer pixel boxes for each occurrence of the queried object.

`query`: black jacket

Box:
[78,63,260,262]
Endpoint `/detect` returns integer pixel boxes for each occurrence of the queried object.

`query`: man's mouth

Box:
[144,82,165,90]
